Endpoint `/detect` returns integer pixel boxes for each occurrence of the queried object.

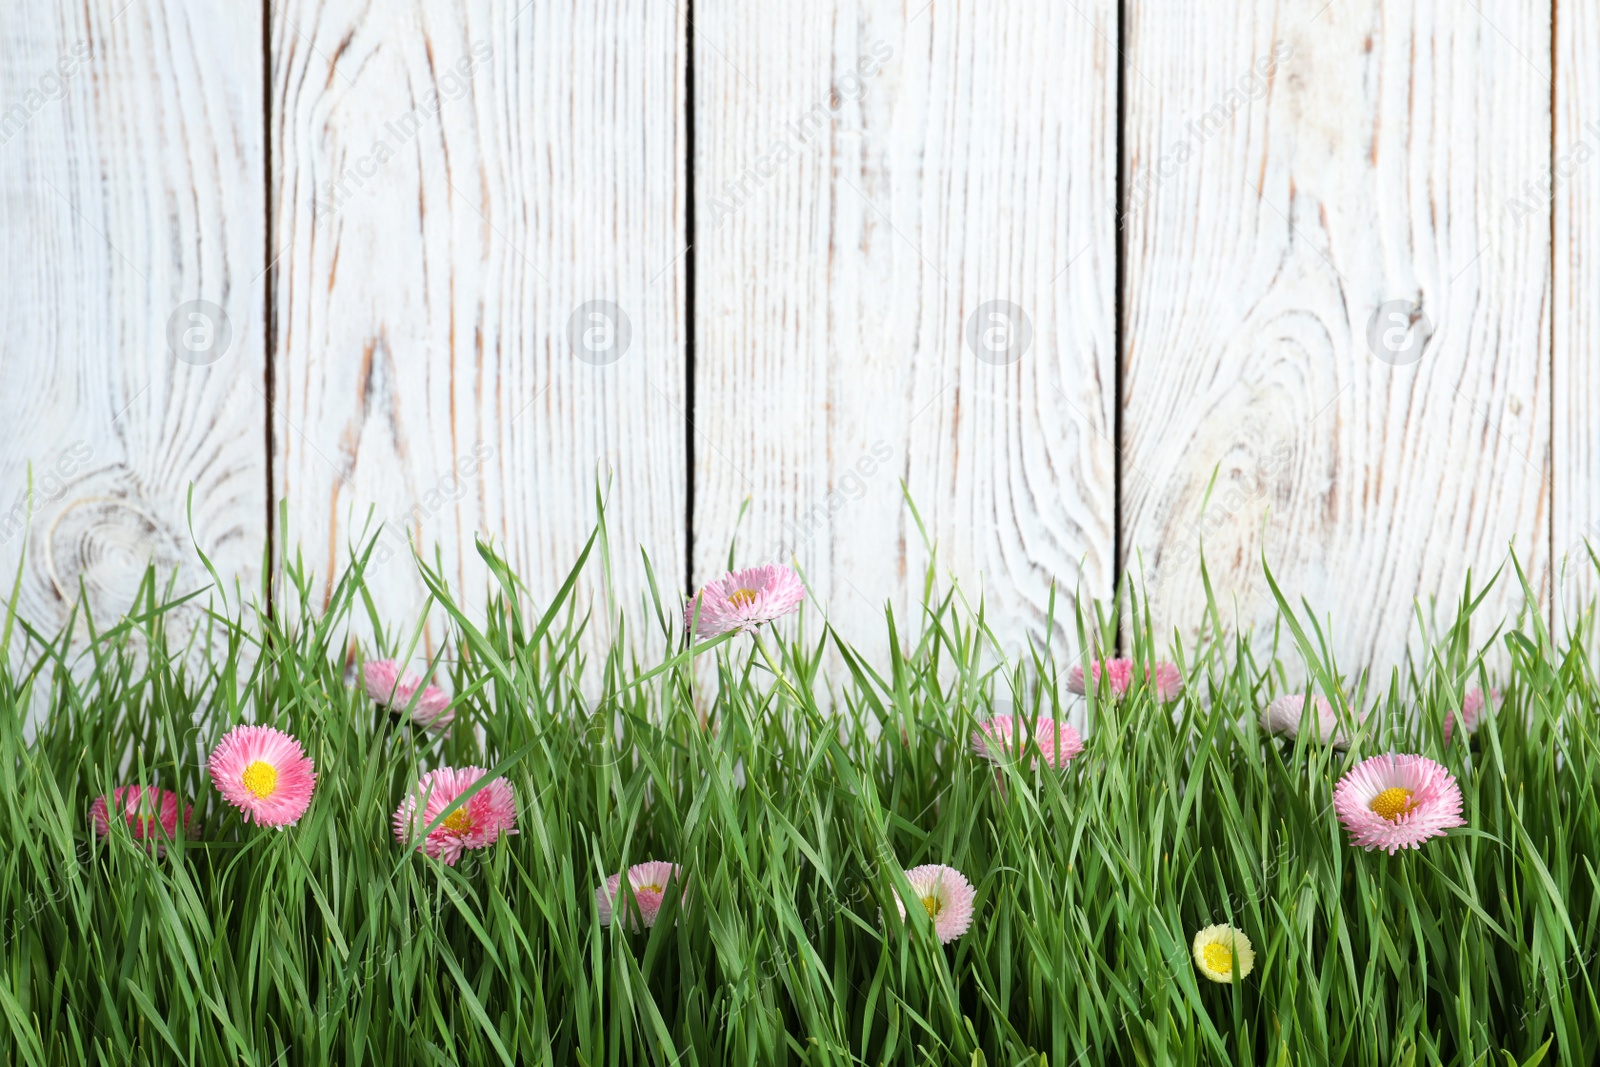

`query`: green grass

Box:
[0,515,1596,1066]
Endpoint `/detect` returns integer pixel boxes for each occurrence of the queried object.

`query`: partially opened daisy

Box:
[1332,753,1464,854]
[971,715,1083,770]
[208,726,316,828]
[1443,687,1501,745]
[596,861,686,930]
[1192,924,1255,983]
[891,864,975,945]
[684,564,806,639]
[363,659,454,730]
[1067,658,1183,701]
[1259,694,1357,749]
[89,785,191,856]
[393,767,518,866]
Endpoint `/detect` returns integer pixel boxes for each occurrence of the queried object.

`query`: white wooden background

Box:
[0,0,1591,683]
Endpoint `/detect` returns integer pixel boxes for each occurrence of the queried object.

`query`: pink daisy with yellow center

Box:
[393,767,518,866]
[971,715,1084,770]
[88,785,190,856]
[1332,753,1465,854]
[684,565,806,639]
[891,864,976,944]
[363,659,454,730]
[596,861,686,930]
[1066,658,1183,701]
[1442,687,1501,745]
[208,726,317,828]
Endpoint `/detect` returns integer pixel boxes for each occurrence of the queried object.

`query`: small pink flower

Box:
[684,565,806,639]
[596,861,685,930]
[1332,753,1465,854]
[393,767,518,866]
[89,785,190,856]
[1259,694,1357,749]
[892,864,976,944]
[1443,688,1501,745]
[363,659,454,730]
[208,726,317,828]
[1066,658,1182,701]
[971,715,1083,770]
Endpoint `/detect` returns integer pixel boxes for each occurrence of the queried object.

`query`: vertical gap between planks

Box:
[683,0,697,600]
[261,0,276,620]
[1113,0,1129,651]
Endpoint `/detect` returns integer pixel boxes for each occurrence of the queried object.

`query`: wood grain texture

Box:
[0,0,267,632]
[1553,0,1600,625]
[691,0,1117,665]
[269,0,687,657]
[1121,1,1551,682]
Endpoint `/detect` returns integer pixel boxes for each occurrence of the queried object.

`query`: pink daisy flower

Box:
[596,861,686,930]
[208,725,317,828]
[88,785,190,856]
[971,715,1083,770]
[363,659,454,730]
[891,864,976,944]
[1443,687,1501,745]
[1332,753,1465,854]
[684,564,806,639]
[1066,658,1183,701]
[393,767,518,866]
[1259,694,1357,749]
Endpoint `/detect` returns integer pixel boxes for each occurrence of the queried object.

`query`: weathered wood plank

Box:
[1553,1,1600,625]
[691,0,1117,664]
[270,0,687,656]
[0,0,267,630]
[1121,1,1551,682]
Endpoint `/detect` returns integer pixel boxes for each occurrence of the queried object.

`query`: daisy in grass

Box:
[596,861,685,930]
[684,564,805,639]
[1443,687,1501,745]
[1192,924,1255,983]
[363,659,454,730]
[208,726,316,828]
[891,865,975,945]
[1259,694,1357,749]
[1066,658,1183,701]
[393,767,518,866]
[971,715,1083,770]
[1333,753,1464,854]
[89,785,190,856]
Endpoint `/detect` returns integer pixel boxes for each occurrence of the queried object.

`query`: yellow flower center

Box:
[921,894,943,919]
[727,588,758,609]
[1202,942,1233,973]
[442,808,474,833]
[1369,786,1416,822]
[637,883,664,894]
[240,760,278,800]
